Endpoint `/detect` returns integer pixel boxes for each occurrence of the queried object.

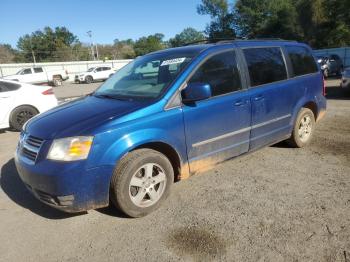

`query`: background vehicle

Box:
[0,80,57,130]
[2,67,69,87]
[74,66,115,84]
[317,54,343,78]
[16,40,326,218]
[341,68,350,89]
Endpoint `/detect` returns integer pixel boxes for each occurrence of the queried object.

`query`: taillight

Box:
[322,75,326,96]
[42,88,54,95]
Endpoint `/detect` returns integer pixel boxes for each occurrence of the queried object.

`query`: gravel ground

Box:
[0,79,349,262]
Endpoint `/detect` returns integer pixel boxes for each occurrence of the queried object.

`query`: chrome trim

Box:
[192,114,291,148]
[23,141,40,153]
[193,127,251,148]
[251,114,291,129]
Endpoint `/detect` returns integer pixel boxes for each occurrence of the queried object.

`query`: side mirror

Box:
[181,82,212,103]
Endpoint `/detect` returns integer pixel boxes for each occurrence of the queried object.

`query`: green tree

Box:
[17,26,79,62]
[197,0,236,39]
[197,0,350,48]
[133,34,165,56]
[169,28,205,47]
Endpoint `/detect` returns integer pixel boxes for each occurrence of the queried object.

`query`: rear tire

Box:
[110,149,174,218]
[10,105,39,131]
[287,108,315,148]
[85,75,93,84]
[53,76,63,87]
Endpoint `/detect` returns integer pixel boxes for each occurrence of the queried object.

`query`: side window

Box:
[96,67,102,72]
[0,81,21,92]
[243,47,287,87]
[105,67,111,71]
[188,50,242,97]
[34,67,43,73]
[286,46,318,76]
[21,68,32,75]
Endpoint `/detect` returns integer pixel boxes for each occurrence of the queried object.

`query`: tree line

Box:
[0,27,205,63]
[0,0,349,63]
[198,0,350,48]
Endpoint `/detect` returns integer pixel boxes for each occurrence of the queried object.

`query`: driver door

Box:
[182,49,251,173]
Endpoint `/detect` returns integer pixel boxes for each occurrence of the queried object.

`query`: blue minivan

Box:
[15,40,326,217]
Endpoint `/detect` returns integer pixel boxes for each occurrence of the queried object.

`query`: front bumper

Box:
[15,147,114,213]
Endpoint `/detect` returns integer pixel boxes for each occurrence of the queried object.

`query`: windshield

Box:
[94,52,195,99]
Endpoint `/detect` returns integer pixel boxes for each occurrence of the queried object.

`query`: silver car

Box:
[341,68,350,89]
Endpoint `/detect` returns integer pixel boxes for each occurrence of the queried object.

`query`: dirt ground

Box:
[0,80,349,262]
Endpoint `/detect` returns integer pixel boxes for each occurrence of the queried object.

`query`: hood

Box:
[2,75,17,80]
[26,95,150,139]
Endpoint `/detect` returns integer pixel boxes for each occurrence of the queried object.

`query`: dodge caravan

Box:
[15,40,327,217]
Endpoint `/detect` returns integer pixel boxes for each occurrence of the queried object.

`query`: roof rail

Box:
[183,37,297,47]
[183,38,238,46]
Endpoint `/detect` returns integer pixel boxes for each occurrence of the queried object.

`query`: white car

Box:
[0,80,58,131]
[2,67,69,86]
[74,66,115,84]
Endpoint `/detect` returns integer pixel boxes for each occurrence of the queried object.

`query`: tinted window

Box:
[34,67,43,73]
[21,68,32,75]
[243,47,287,87]
[96,67,102,72]
[0,81,21,92]
[286,46,318,76]
[330,54,340,61]
[189,50,242,97]
[104,67,111,70]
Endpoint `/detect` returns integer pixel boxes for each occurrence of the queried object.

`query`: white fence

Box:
[0,60,132,81]
[313,47,350,68]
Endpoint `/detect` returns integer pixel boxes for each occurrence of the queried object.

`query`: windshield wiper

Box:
[93,93,131,101]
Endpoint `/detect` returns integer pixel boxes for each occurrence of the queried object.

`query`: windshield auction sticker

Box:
[161,58,186,66]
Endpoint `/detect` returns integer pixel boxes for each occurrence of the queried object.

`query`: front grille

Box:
[20,134,44,163]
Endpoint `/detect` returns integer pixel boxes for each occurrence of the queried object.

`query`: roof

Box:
[148,39,306,57]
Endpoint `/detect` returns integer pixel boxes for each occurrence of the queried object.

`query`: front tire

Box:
[10,105,39,131]
[287,108,315,148]
[110,149,174,218]
[85,75,93,84]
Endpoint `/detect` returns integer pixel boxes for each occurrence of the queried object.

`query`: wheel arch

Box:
[8,104,40,128]
[302,101,318,119]
[132,142,182,182]
[52,74,63,79]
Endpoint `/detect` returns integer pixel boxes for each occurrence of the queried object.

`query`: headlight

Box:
[47,136,94,161]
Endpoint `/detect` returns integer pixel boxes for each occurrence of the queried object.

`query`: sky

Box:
[0,0,210,48]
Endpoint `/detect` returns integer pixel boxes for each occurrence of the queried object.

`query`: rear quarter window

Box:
[243,47,287,87]
[285,46,318,76]
[0,81,21,92]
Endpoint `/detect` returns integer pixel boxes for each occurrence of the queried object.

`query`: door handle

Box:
[253,95,264,101]
[234,100,247,106]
